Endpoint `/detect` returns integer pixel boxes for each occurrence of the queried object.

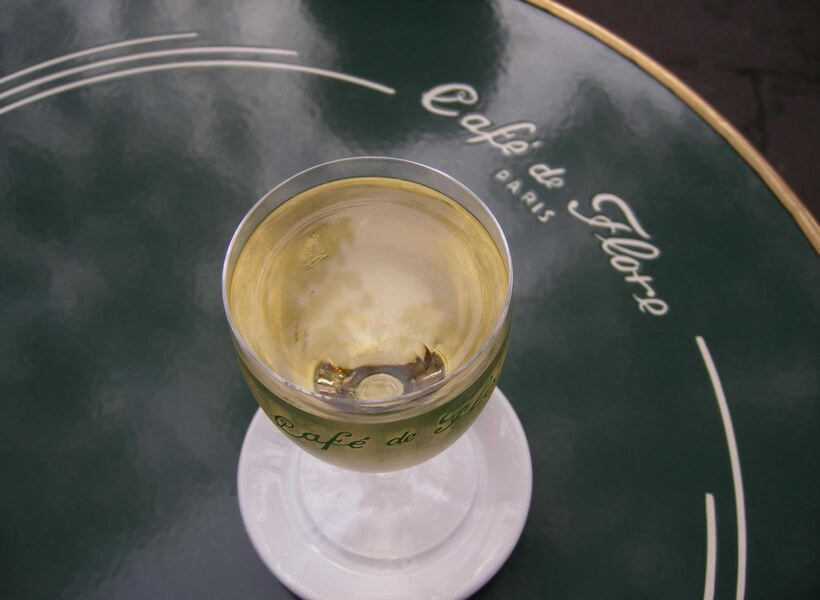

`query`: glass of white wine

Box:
[224,157,531,600]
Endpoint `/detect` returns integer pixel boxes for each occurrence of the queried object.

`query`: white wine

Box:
[229,177,507,400]
[226,168,511,471]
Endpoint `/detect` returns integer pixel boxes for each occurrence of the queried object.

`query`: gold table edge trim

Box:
[526,0,820,255]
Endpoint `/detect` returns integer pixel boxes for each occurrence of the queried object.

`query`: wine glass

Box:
[223,157,531,599]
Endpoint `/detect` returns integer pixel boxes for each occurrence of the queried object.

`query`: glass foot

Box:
[237,388,532,600]
[297,432,478,561]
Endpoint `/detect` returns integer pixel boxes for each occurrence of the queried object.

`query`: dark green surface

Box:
[1,1,817,598]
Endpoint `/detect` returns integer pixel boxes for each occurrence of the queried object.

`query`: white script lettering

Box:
[421,82,540,156]
[568,194,668,316]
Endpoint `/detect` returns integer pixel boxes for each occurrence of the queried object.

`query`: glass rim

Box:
[222,156,513,415]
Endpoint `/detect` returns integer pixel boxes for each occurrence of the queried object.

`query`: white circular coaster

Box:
[237,388,533,600]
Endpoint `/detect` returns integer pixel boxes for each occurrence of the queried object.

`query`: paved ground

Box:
[561,0,819,225]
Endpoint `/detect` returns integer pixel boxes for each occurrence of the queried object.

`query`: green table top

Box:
[1,1,817,598]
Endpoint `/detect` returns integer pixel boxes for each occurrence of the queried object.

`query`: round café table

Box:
[1,1,817,598]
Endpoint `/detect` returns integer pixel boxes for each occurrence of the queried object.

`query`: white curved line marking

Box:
[0,33,198,87]
[0,46,299,102]
[703,493,717,600]
[696,336,747,600]
[0,59,396,117]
